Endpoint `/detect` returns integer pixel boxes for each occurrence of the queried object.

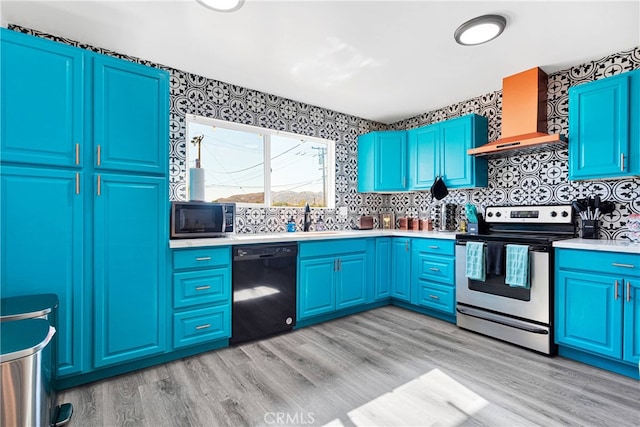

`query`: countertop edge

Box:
[169,229,459,248]
[553,238,640,254]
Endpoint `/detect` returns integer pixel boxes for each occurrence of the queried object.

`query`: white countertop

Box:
[169,229,459,248]
[553,238,640,254]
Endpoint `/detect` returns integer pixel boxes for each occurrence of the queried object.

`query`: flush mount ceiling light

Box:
[196,0,244,12]
[454,14,506,46]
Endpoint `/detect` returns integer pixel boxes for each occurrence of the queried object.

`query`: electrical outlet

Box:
[338,206,348,217]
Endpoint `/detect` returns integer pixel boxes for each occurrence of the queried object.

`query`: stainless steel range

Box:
[455,205,576,354]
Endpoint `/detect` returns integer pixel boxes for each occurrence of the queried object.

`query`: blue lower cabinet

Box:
[298,239,371,322]
[173,305,231,349]
[93,173,168,368]
[171,247,232,349]
[336,254,367,309]
[375,238,392,300]
[415,281,455,314]
[555,248,640,377]
[556,270,622,359]
[391,238,411,301]
[298,257,336,319]
[411,239,456,315]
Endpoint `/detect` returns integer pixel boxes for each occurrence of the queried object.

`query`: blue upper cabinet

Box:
[407,126,438,189]
[93,55,169,175]
[408,114,488,190]
[358,130,407,192]
[569,70,639,180]
[1,29,84,168]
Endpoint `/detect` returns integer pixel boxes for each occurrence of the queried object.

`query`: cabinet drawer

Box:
[414,254,454,284]
[557,249,639,277]
[173,305,230,349]
[173,247,231,270]
[299,238,367,258]
[173,268,230,309]
[413,238,455,256]
[416,281,455,314]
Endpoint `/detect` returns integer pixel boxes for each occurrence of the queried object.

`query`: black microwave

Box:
[170,201,235,239]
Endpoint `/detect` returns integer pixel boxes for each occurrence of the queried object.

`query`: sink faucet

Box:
[303,203,311,232]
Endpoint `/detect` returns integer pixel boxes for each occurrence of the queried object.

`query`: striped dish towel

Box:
[505,244,530,288]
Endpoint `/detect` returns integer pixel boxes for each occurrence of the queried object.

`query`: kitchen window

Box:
[186,115,335,208]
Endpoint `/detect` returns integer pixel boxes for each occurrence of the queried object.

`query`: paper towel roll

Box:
[189,168,205,201]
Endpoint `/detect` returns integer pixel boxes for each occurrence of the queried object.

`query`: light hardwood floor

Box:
[59,306,640,426]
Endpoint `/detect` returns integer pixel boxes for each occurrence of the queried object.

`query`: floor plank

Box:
[58,306,640,426]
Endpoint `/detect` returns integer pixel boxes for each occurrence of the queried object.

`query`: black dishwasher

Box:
[230,243,297,345]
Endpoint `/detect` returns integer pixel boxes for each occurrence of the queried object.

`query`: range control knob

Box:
[487,212,493,217]
[550,211,558,217]
[495,212,501,218]
[561,211,569,217]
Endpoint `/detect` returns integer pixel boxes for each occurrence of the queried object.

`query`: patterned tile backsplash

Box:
[10,25,640,240]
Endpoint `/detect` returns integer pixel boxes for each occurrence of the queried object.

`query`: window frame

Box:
[186,114,336,209]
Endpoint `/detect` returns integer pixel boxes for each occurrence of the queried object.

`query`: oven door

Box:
[455,243,551,324]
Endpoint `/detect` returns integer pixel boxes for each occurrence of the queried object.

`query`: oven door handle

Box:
[456,306,549,334]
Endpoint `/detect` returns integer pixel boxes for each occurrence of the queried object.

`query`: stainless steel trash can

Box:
[0,294,72,426]
[0,319,55,427]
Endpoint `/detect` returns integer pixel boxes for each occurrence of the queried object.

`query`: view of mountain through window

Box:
[186,117,335,207]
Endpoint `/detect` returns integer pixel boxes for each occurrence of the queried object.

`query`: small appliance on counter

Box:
[170,201,235,238]
[379,213,395,230]
[358,215,374,230]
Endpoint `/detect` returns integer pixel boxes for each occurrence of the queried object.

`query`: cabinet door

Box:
[391,238,411,301]
[93,173,168,368]
[623,280,640,365]
[0,166,84,377]
[375,131,407,191]
[1,29,84,168]
[357,133,375,193]
[569,73,631,180]
[408,125,438,190]
[375,238,391,300]
[336,253,367,310]
[440,116,474,188]
[93,55,169,175]
[298,257,336,320]
[556,270,623,359]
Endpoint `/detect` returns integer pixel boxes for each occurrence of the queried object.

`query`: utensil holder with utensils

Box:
[581,219,600,239]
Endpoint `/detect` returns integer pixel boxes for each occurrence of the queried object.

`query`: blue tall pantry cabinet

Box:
[0,29,169,380]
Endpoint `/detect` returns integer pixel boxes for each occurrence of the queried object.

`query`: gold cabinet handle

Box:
[195,286,211,291]
[621,153,625,172]
[612,263,635,269]
[429,267,440,272]
[97,144,101,166]
[429,295,440,300]
[195,324,211,330]
[195,256,211,262]
[97,175,101,196]
[627,281,631,303]
[428,245,439,249]
[614,280,619,300]
[75,143,80,165]
[75,173,80,194]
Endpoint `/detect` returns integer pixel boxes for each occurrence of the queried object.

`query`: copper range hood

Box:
[468,67,567,158]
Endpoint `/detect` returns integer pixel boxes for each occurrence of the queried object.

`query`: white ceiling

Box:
[2,0,639,124]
